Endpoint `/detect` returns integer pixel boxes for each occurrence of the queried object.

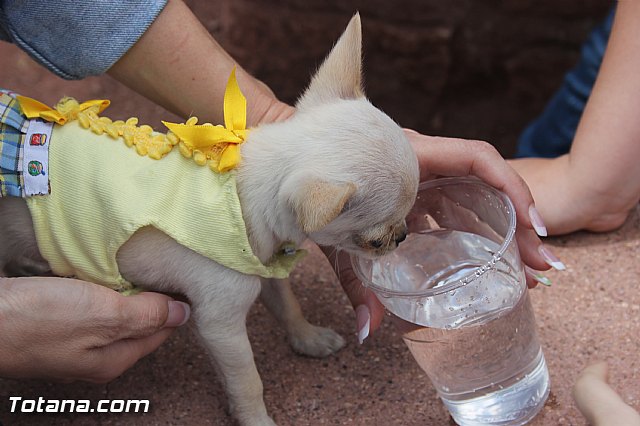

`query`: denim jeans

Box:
[516,8,615,158]
[0,1,167,79]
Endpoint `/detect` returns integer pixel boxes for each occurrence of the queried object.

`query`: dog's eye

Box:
[370,239,384,248]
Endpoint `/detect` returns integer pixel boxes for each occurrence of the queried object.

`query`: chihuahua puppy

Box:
[0,14,419,425]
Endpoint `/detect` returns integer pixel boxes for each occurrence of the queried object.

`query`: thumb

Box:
[88,328,176,383]
[324,248,385,337]
[116,292,191,339]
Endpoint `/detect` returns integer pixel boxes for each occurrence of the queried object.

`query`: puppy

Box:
[0,14,419,425]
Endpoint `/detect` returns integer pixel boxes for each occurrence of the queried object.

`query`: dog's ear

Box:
[296,13,364,110]
[289,178,357,233]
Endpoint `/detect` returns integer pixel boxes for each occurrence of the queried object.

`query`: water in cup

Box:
[372,229,550,425]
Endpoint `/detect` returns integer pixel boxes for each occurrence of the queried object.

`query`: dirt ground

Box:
[1,207,638,425]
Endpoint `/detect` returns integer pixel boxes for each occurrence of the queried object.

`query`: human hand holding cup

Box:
[351,177,550,426]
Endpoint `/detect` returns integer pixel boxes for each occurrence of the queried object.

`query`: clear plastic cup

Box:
[351,177,550,425]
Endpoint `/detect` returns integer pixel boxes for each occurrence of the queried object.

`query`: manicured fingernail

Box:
[355,305,370,344]
[538,245,566,271]
[533,274,552,286]
[166,301,191,327]
[529,205,548,237]
[526,266,552,286]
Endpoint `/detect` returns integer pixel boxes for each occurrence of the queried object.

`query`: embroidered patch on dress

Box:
[22,118,53,196]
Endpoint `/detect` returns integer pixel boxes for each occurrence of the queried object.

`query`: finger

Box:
[580,361,610,381]
[322,248,385,336]
[115,292,191,340]
[573,362,640,426]
[524,266,553,289]
[349,283,385,336]
[516,229,551,273]
[342,272,385,338]
[87,328,175,383]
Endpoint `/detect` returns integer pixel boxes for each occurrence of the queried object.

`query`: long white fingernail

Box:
[539,245,566,271]
[356,305,370,344]
[529,205,548,237]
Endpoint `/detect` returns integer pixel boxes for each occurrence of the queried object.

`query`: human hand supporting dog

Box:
[0,277,190,383]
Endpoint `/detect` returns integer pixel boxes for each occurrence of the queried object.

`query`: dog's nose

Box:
[395,231,407,245]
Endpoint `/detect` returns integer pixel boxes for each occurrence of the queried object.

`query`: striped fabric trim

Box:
[0,90,29,197]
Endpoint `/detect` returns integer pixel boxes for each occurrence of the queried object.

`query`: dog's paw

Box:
[288,323,346,358]
[232,403,277,426]
[237,416,277,426]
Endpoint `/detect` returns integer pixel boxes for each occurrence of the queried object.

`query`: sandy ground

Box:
[1,207,638,426]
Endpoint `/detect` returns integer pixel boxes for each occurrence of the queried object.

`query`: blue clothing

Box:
[0,1,167,79]
[516,9,615,158]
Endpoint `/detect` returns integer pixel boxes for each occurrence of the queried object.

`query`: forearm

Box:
[108,0,293,126]
[568,1,640,208]
[511,3,640,235]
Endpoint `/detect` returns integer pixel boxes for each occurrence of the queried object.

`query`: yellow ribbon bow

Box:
[16,95,110,125]
[163,67,249,172]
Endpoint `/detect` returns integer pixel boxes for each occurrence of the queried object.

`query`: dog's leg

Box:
[118,228,276,426]
[193,289,276,426]
[261,278,345,357]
